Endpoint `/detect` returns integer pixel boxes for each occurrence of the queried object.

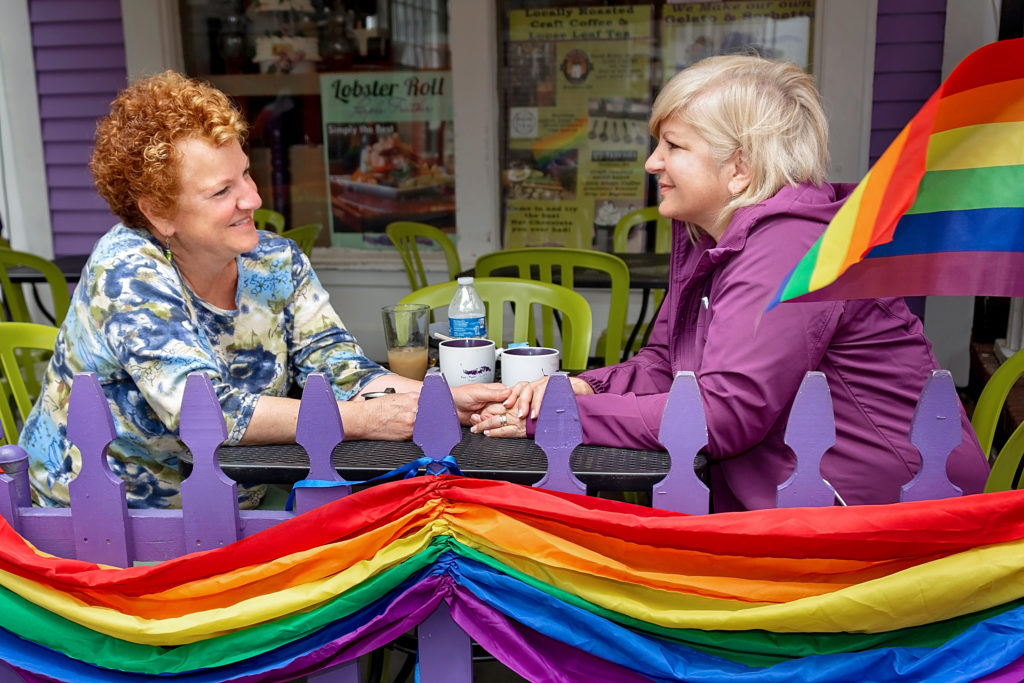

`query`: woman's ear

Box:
[138,197,173,238]
[727,152,752,196]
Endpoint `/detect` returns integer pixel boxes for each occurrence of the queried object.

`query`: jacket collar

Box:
[707,182,845,261]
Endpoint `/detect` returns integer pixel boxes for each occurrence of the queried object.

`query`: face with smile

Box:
[144,137,262,268]
[645,116,748,241]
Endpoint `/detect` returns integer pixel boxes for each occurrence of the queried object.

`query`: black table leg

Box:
[640,292,666,348]
[623,288,651,362]
[29,284,57,325]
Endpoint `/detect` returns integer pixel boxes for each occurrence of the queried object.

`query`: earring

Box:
[164,237,173,262]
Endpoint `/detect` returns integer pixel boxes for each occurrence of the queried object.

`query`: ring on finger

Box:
[499,414,507,427]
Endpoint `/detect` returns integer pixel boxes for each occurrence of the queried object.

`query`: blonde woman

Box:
[473,55,989,511]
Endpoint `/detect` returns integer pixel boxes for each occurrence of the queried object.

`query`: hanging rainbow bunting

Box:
[771,37,1024,307]
[1,476,1024,681]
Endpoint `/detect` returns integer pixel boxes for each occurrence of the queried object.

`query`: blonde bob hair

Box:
[649,54,828,237]
[90,70,247,230]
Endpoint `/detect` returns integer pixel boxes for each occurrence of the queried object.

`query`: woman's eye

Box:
[213,186,229,197]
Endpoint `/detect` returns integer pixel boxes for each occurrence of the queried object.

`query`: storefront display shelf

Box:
[205,73,320,97]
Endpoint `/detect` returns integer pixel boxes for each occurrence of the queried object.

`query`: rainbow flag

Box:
[771,38,1024,306]
[2,476,1024,681]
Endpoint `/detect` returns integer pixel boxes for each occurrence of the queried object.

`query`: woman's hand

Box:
[340,390,421,440]
[469,376,595,438]
[450,382,512,424]
[502,375,596,424]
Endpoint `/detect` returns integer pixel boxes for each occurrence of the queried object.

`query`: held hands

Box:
[350,379,509,439]
[469,375,595,438]
[468,377,544,438]
[450,382,513,424]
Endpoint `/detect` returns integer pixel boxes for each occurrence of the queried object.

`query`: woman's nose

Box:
[644,150,662,174]
[240,178,262,210]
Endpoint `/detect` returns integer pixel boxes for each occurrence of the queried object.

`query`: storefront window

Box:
[499,1,814,251]
[178,0,452,249]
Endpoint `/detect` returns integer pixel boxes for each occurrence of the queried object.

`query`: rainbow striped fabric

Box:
[772,38,1024,306]
[2,476,1024,681]
[530,116,590,165]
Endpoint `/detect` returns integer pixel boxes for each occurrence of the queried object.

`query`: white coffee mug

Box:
[438,338,496,386]
[500,346,560,386]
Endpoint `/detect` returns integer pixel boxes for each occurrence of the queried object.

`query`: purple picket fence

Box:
[0,369,964,682]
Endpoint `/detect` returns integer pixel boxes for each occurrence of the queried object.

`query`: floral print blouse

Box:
[20,224,388,509]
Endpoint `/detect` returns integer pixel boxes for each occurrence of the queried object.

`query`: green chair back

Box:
[610,206,672,358]
[0,248,72,326]
[385,221,462,292]
[971,346,1024,492]
[612,206,672,253]
[281,223,321,258]
[254,208,287,234]
[0,322,58,445]
[474,247,629,367]
[399,277,592,373]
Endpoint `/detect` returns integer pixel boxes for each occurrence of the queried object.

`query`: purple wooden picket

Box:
[902,370,964,502]
[777,371,840,508]
[413,373,463,474]
[294,373,351,514]
[651,371,710,514]
[532,373,586,494]
[66,371,134,566]
[180,372,241,551]
[306,660,360,683]
[413,372,474,683]
[419,603,473,682]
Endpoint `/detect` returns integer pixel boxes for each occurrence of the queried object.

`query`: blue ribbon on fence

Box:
[285,455,464,511]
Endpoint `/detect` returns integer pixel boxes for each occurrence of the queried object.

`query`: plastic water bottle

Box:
[448,276,486,338]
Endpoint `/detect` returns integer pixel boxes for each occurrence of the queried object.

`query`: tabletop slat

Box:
[182,428,687,492]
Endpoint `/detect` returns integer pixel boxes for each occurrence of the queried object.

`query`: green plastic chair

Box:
[475,247,629,367]
[385,221,462,292]
[971,346,1024,492]
[399,277,592,373]
[0,322,58,445]
[610,206,673,358]
[0,248,72,326]
[254,208,286,234]
[612,206,672,254]
[280,223,321,258]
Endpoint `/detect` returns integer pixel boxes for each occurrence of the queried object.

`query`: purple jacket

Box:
[573,182,990,511]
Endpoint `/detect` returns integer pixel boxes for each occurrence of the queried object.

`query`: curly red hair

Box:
[90,70,247,229]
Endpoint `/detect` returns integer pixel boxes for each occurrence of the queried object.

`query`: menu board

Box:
[320,71,455,249]
[503,6,653,250]
[660,1,815,81]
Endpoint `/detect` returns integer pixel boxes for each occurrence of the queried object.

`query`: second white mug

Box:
[500,346,560,386]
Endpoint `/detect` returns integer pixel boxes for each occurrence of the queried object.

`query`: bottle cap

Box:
[457,276,474,285]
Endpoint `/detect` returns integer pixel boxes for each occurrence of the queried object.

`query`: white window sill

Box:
[309,247,450,273]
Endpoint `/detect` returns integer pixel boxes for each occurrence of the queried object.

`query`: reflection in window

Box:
[498,1,814,251]
[177,0,455,250]
[392,0,450,69]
